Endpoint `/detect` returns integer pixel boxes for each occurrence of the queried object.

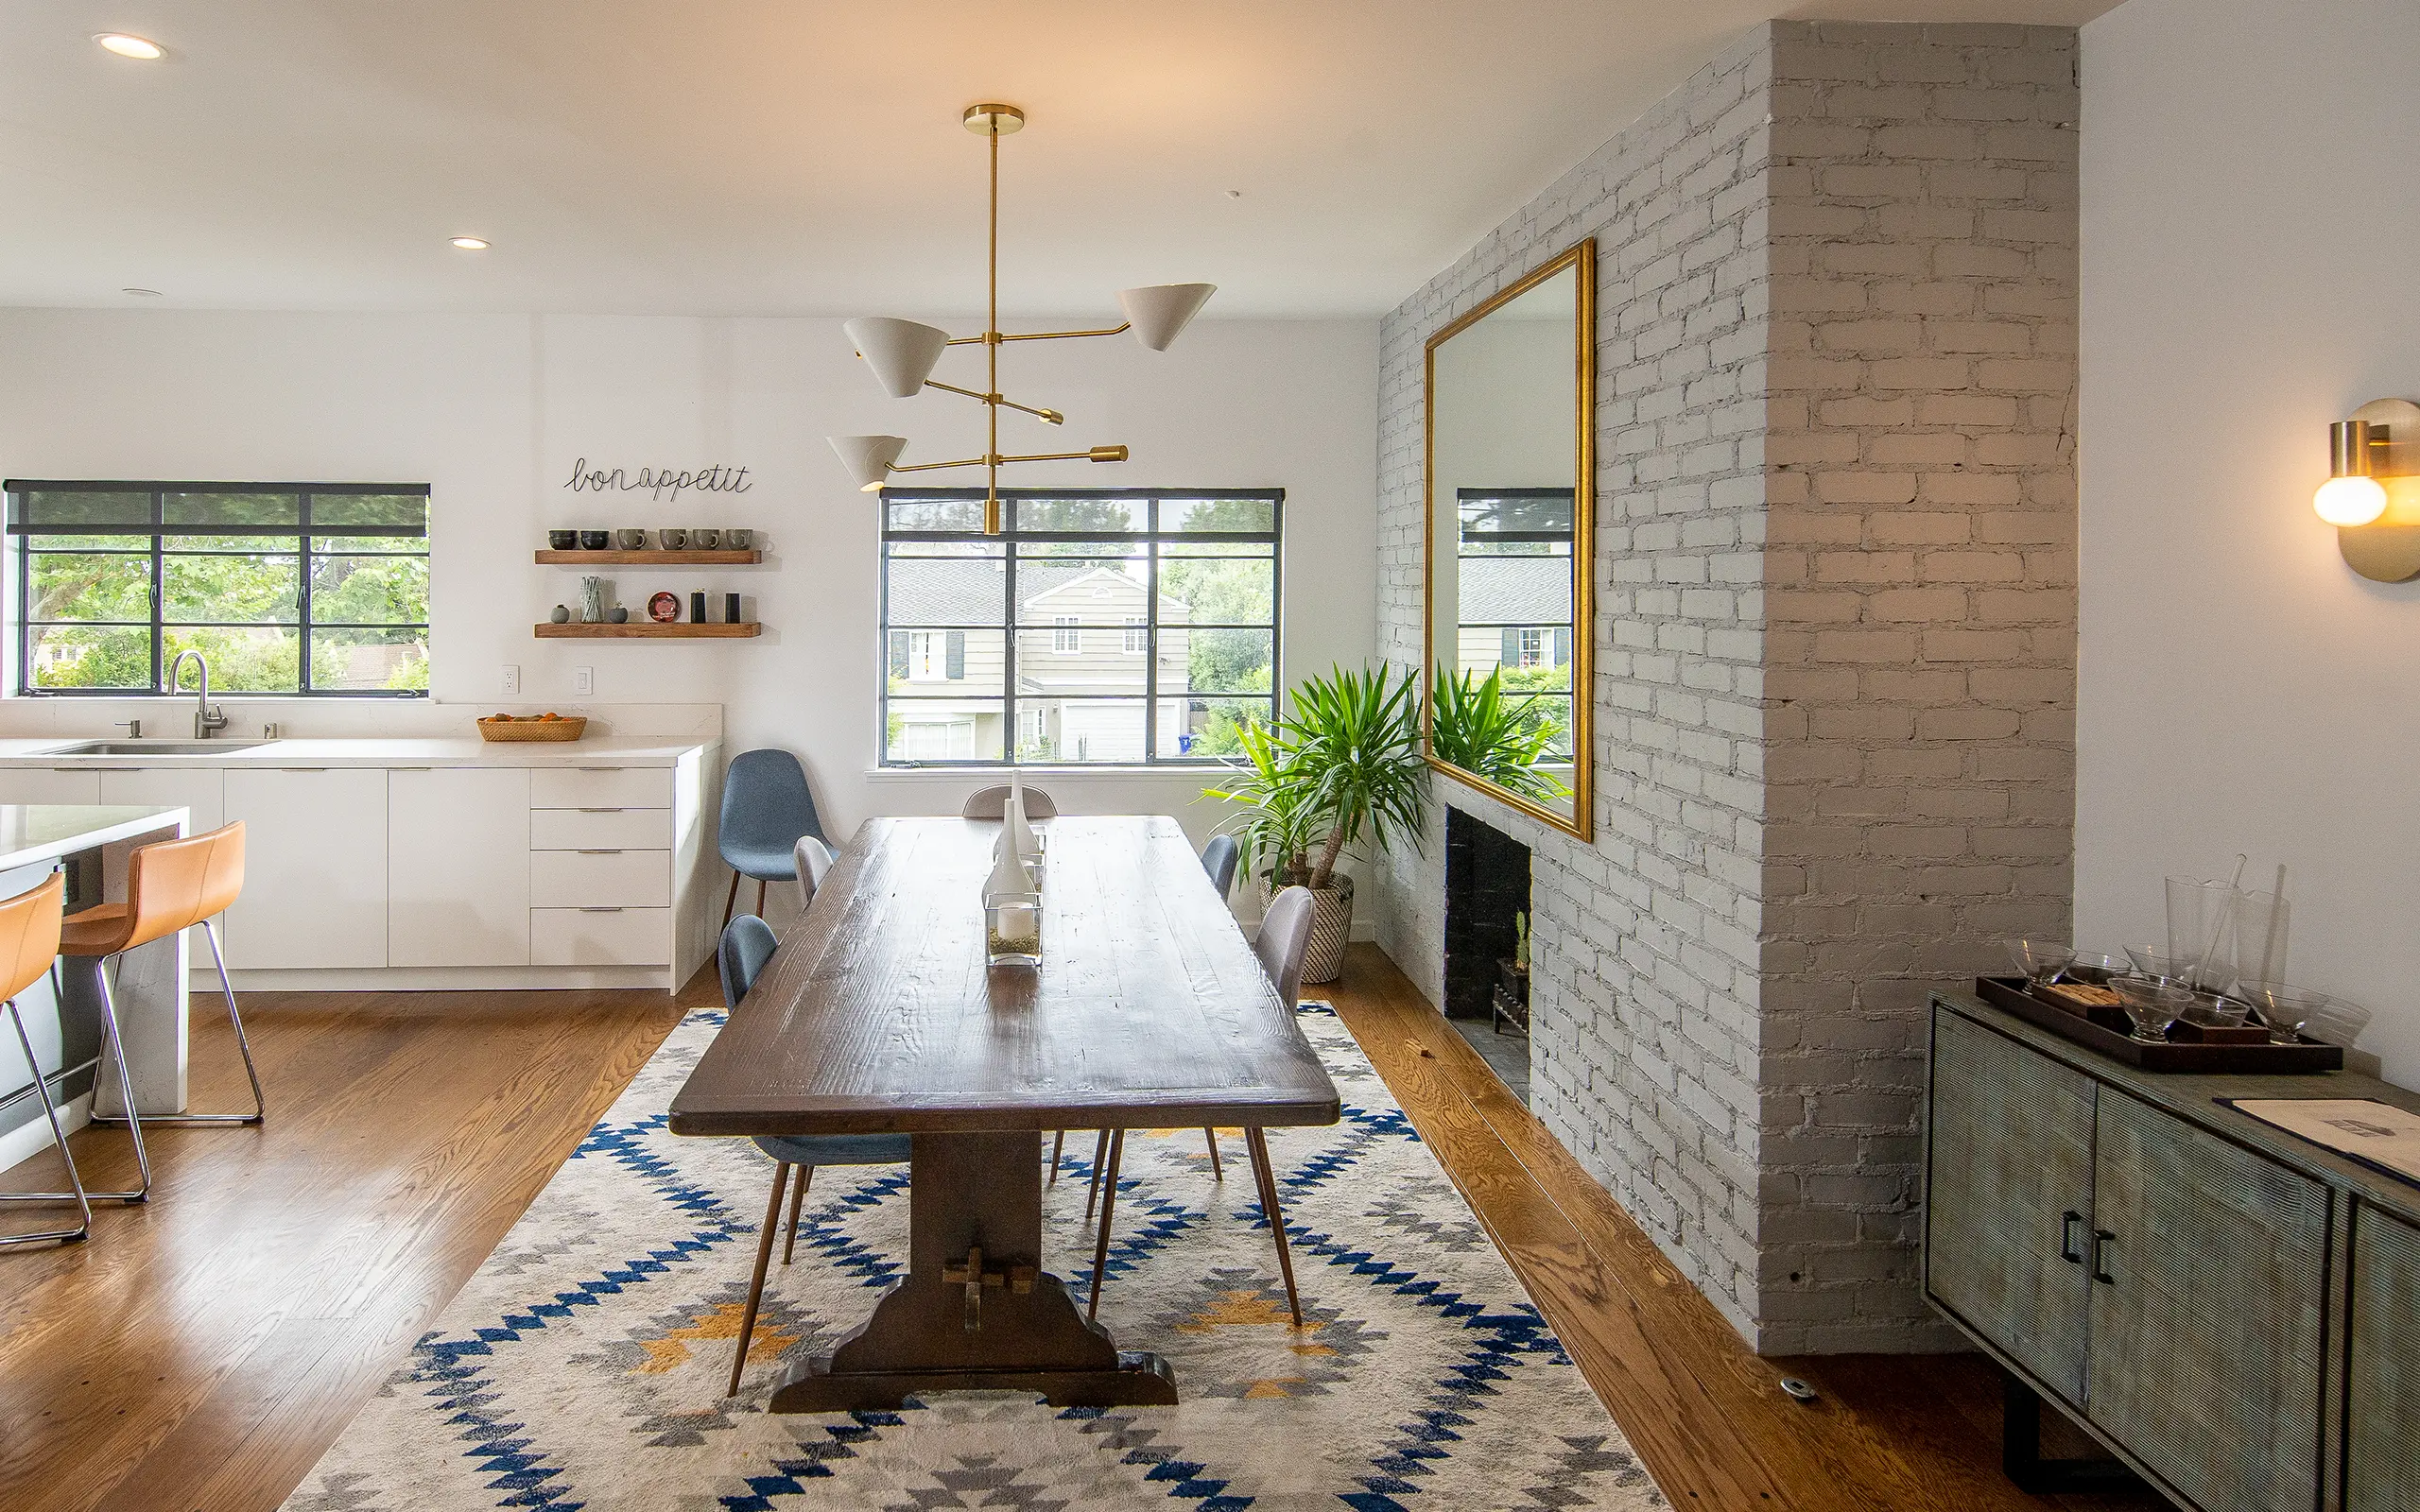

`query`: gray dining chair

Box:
[960,783,1059,819]
[717,914,910,1397]
[1200,833,1239,901]
[719,749,826,928]
[1086,885,1316,1327]
[792,835,836,906]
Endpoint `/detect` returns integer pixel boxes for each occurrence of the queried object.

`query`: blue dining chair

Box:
[719,749,826,928]
[717,914,910,1397]
[1200,833,1240,901]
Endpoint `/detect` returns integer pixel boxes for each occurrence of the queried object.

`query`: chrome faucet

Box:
[166,649,229,739]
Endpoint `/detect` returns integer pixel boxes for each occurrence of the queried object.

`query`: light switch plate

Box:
[501,664,521,695]
[573,666,594,696]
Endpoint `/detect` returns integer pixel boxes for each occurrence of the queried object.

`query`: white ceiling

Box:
[0,1,2118,319]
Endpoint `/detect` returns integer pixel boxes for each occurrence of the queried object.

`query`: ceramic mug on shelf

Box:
[725,528,752,548]
[616,528,647,550]
[660,528,688,551]
[692,528,720,549]
[546,529,577,550]
[579,529,609,550]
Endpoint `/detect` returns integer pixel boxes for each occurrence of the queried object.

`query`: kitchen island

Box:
[0,804,191,1172]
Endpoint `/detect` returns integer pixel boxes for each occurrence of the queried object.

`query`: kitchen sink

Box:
[45,741,270,756]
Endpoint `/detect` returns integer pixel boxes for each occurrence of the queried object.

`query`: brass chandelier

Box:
[827,102,1215,535]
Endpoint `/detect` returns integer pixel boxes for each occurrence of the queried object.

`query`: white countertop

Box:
[0,737,708,768]
[0,805,187,870]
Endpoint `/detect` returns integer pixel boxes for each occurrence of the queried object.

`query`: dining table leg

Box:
[767,1129,1178,1412]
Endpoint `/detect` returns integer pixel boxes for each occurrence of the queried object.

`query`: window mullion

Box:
[149,490,164,695]
[298,493,313,694]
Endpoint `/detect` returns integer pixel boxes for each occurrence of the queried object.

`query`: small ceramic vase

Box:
[579,576,605,623]
[549,605,571,624]
[608,606,630,624]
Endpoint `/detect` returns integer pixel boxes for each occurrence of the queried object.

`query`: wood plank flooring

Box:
[0,947,2160,1511]
[0,979,694,1512]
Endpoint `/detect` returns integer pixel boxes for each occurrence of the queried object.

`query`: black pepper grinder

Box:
[689,591,706,625]
[724,592,741,625]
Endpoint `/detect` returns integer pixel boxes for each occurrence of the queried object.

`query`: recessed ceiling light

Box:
[95,33,165,60]
[449,236,491,251]
[122,287,163,298]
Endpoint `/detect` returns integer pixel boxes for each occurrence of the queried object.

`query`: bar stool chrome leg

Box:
[92,919,262,1127]
[71,956,151,1203]
[0,994,92,1246]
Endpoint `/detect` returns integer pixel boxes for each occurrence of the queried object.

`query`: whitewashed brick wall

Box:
[1370,20,2077,1352]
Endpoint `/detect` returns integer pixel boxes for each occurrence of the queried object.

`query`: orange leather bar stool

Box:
[0,872,92,1247]
[66,823,258,1200]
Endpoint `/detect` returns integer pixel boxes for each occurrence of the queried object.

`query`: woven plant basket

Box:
[1274,871,1353,987]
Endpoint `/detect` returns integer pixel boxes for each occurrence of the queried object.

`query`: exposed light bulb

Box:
[95,33,164,60]
[2315,474,2389,527]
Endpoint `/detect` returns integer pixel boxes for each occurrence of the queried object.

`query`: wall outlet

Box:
[573,666,594,696]
[501,664,521,696]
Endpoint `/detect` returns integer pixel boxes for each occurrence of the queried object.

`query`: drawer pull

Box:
[577,766,621,772]
[576,849,623,855]
[2090,1229,2116,1285]
[577,807,625,813]
[279,768,330,773]
[2059,1211,2084,1264]
[579,906,625,914]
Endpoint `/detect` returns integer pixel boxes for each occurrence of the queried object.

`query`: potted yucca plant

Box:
[1205,664,1426,984]
[1428,663,1570,804]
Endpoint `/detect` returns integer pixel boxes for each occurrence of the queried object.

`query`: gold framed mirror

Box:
[1422,239,1595,839]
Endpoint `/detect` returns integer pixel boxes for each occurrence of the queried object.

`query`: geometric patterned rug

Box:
[282,1005,1667,1511]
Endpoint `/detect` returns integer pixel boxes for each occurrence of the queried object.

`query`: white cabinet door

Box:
[0,770,102,805]
[223,768,389,969]
[99,766,231,958]
[388,768,529,966]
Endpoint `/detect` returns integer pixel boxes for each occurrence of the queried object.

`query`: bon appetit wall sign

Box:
[563,457,754,504]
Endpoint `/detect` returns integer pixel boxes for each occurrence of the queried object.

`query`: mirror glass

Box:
[1423,242,1593,837]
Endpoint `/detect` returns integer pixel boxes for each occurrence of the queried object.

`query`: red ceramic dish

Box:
[648,591,680,623]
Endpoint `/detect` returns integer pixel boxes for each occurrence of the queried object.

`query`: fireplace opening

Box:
[1443,807,1531,1102]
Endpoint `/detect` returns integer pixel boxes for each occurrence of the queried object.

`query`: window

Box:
[1455,488,1573,760]
[6,481,430,696]
[879,489,1282,765]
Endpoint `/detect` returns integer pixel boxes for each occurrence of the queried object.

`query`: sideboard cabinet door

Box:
[2348,1203,2420,1512]
[2087,1091,2330,1512]
[1926,1006,2098,1403]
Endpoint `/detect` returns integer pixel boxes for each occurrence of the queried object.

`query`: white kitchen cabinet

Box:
[0,769,102,805]
[529,807,673,850]
[530,906,674,967]
[223,767,389,969]
[529,849,671,909]
[388,767,530,967]
[530,766,672,809]
[98,766,231,957]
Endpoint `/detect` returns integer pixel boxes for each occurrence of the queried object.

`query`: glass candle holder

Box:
[984,891,1043,966]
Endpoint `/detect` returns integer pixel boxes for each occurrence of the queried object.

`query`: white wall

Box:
[2078,0,2420,1084]
[0,310,1378,920]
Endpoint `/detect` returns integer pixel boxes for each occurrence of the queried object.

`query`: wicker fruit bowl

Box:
[477,713,587,742]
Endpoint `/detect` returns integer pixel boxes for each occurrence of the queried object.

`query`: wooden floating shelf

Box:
[534,549,762,565]
[534,622,762,639]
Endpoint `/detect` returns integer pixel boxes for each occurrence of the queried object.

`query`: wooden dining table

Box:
[668,815,1340,1411]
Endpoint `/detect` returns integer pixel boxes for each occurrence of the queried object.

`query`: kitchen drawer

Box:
[529,848,670,908]
[529,766,671,810]
[529,807,673,850]
[529,906,672,967]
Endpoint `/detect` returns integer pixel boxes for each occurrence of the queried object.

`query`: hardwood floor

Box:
[0,978,694,1512]
[0,948,2156,1511]
[1324,943,2160,1512]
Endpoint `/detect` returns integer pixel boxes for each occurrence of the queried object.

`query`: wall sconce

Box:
[2318,398,2420,582]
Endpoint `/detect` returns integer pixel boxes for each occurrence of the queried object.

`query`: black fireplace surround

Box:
[1443,807,1530,1020]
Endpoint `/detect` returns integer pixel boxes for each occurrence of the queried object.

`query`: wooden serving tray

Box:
[1974,977,2343,1074]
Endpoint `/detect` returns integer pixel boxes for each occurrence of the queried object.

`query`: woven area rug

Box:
[283,1005,1667,1511]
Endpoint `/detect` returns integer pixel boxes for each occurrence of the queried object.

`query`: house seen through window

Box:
[6,481,431,696]
[1452,488,1573,759]
[881,489,1281,765]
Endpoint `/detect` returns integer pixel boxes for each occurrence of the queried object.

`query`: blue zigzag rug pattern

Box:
[283,1005,1667,1511]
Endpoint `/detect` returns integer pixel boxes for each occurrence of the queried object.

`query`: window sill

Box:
[865,765,1238,781]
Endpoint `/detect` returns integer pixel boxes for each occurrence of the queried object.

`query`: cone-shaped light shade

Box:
[828,435,907,492]
[1116,284,1216,352]
[843,317,950,397]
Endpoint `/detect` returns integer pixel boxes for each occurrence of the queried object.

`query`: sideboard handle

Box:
[2060,1211,2084,1264]
[576,849,623,855]
[2090,1230,2117,1285]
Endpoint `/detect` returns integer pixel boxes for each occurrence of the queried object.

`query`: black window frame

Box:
[879,486,1284,767]
[5,479,432,698]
